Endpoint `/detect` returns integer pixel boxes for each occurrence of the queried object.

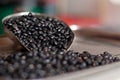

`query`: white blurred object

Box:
[70,25,80,31]
[110,0,120,5]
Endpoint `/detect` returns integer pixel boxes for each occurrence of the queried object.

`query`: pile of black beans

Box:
[0,12,120,79]
[3,13,74,51]
[0,49,119,79]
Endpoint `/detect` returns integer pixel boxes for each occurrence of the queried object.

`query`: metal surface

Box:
[70,30,120,55]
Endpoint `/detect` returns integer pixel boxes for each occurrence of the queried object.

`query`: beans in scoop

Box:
[3,13,74,51]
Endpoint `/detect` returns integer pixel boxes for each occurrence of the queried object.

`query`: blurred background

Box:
[1,0,120,34]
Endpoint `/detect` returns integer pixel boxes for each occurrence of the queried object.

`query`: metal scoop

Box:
[2,12,74,52]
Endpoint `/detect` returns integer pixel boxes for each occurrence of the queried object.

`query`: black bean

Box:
[79,62,87,69]
[0,50,120,79]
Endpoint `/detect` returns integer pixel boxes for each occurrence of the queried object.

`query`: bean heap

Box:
[0,13,120,79]
[0,50,119,79]
[3,13,74,51]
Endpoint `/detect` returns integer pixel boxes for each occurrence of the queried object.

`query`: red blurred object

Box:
[59,16,100,28]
